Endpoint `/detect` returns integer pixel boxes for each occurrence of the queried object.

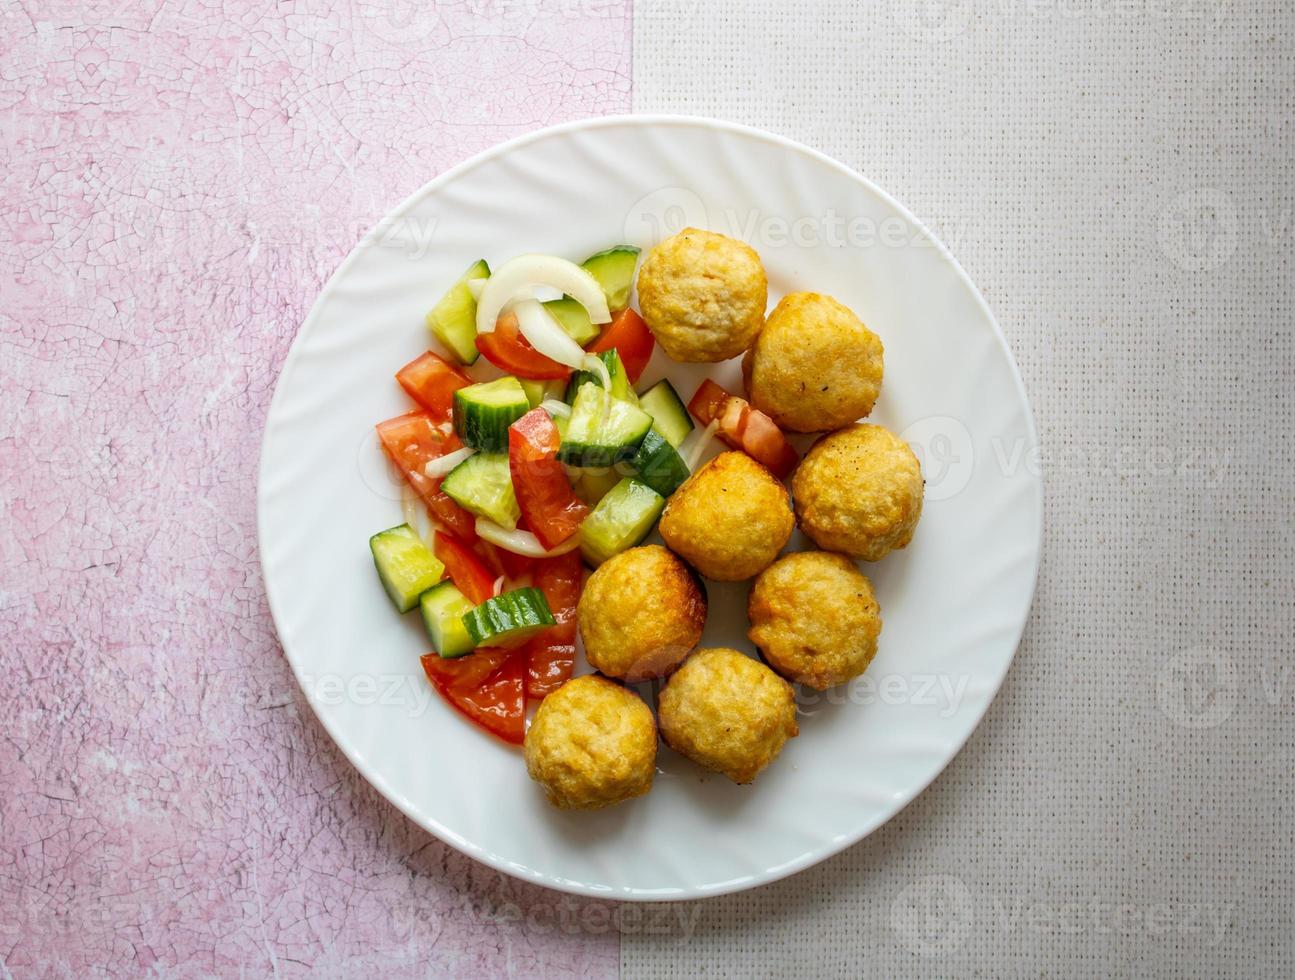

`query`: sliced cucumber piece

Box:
[519,378,568,409]
[453,376,530,451]
[581,246,640,313]
[557,382,653,468]
[369,524,445,613]
[637,380,694,448]
[543,296,599,346]
[630,429,690,497]
[549,408,570,441]
[426,259,489,365]
[579,479,665,566]
[565,349,637,405]
[572,465,625,507]
[461,587,555,648]
[518,378,548,409]
[440,452,520,529]
[420,581,477,658]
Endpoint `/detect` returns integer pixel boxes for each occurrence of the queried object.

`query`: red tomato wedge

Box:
[724,400,800,478]
[475,538,535,581]
[476,312,571,380]
[588,308,654,384]
[687,381,800,479]
[422,646,513,694]
[433,533,498,605]
[421,651,525,745]
[375,412,477,540]
[508,409,589,550]
[376,412,459,499]
[395,351,472,422]
[523,551,583,700]
[688,379,730,427]
[427,489,478,543]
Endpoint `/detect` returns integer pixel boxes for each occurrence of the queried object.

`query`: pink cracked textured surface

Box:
[0,1,631,975]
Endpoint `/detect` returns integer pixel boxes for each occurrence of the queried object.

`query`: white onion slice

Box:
[423,447,474,479]
[684,419,719,470]
[511,299,588,370]
[400,482,436,549]
[466,277,489,301]
[475,518,582,557]
[491,575,505,597]
[539,399,572,419]
[582,352,612,392]
[400,482,420,528]
[475,255,611,335]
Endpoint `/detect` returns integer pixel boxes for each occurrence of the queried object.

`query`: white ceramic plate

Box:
[258,116,1042,900]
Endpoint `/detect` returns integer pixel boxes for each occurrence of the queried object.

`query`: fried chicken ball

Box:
[748,551,882,689]
[524,675,657,810]
[658,648,798,784]
[658,451,794,581]
[792,424,923,562]
[636,228,768,362]
[742,292,884,432]
[577,545,707,682]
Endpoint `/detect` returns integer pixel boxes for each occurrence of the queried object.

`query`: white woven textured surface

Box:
[628,0,1294,975]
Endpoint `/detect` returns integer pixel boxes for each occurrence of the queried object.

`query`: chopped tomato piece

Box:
[376,410,463,504]
[525,637,575,702]
[508,408,589,550]
[523,551,583,700]
[588,308,654,384]
[376,412,476,538]
[498,551,535,580]
[395,351,472,422]
[687,381,800,479]
[728,402,800,478]
[421,646,513,694]
[433,533,497,605]
[421,651,525,745]
[687,379,730,426]
[426,488,477,543]
[475,538,534,581]
[476,311,571,380]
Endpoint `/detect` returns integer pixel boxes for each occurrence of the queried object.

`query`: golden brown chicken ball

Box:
[658,451,794,581]
[577,545,707,682]
[658,648,798,784]
[524,675,657,810]
[636,228,768,362]
[742,292,884,433]
[792,424,924,562]
[748,551,882,690]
